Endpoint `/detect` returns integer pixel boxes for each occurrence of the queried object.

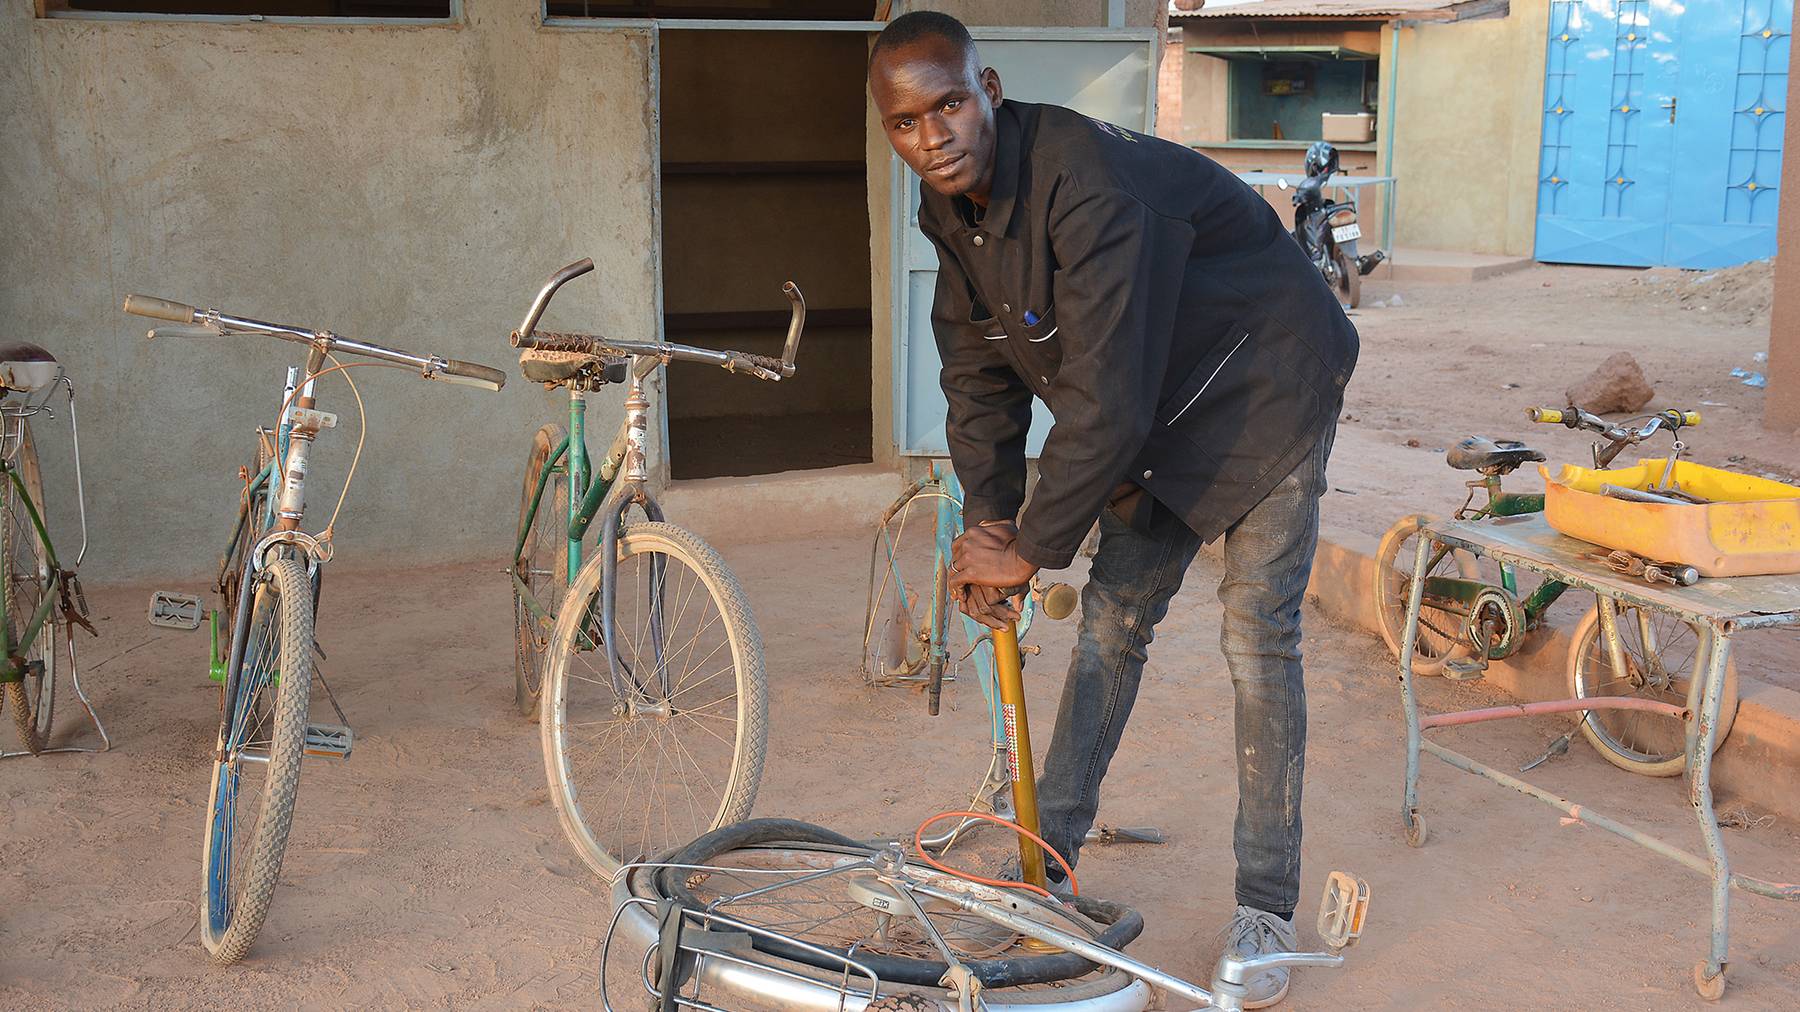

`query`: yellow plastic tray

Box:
[1540,458,1800,577]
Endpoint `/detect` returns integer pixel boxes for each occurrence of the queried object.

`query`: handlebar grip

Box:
[1529,407,1564,425]
[1677,410,1701,427]
[123,294,198,323]
[432,359,507,391]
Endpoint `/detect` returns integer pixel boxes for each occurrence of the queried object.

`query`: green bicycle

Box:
[509,258,805,881]
[0,344,103,758]
[1373,405,1739,776]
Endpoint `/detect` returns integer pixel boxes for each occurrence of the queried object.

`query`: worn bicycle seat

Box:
[0,343,59,393]
[518,348,627,387]
[1446,435,1547,473]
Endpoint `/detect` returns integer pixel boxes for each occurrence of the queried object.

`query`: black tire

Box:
[1334,248,1361,309]
[199,557,313,964]
[542,522,766,880]
[515,424,571,720]
[655,819,1145,990]
[4,417,54,753]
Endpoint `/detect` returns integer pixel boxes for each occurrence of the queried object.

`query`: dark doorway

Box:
[660,29,874,480]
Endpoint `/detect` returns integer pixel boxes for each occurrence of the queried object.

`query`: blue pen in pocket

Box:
[1023,309,1040,326]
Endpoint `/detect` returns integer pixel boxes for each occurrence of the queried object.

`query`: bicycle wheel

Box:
[220,436,276,623]
[864,478,957,687]
[652,819,1144,995]
[3,416,55,753]
[1373,515,1480,677]
[515,423,570,720]
[199,557,313,963]
[1568,604,1739,777]
[542,521,766,880]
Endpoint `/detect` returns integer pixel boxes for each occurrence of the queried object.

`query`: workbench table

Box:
[1395,515,1800,1000]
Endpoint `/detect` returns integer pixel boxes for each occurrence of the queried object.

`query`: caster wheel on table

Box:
[1693,961,1726,1002]
[1404,812,1428,849]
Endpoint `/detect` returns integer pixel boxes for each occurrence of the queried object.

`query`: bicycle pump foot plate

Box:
[303,722,354,759]
[1317,871,1370,951]
[148,591,204,630]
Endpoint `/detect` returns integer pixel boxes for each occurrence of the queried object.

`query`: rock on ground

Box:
[1566,350,1655,414]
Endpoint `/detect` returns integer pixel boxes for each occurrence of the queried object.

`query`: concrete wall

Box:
[0,1,657,580]
[1767,55,1800,433]
[1387,6,1548,256]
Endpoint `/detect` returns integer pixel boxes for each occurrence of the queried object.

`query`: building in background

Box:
[1164,0,1791,268]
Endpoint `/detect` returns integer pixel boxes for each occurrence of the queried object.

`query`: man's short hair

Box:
[869,10,978,72]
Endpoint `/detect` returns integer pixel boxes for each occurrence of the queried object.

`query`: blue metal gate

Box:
[1536,0,1791,268]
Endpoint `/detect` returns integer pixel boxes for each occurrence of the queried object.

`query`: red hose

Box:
[913,810,1079,900]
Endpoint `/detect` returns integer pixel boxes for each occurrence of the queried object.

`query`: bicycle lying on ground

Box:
[0,344,103,757]
[863,465,1162,852]
[1372,405,1739,776]
[124,291,507,963]
[606,585,1371,1011]
[508,258,805,882]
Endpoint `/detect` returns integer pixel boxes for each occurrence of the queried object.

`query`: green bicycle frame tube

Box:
[515,434,570,566]
[568,391,588,583]
[0,463,64,672]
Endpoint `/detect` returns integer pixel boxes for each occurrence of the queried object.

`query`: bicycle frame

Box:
[0,371,108,756]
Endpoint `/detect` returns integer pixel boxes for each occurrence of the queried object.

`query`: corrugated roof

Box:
[1172,0,1472,19]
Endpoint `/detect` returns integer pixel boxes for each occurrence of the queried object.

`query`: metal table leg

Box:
[1398,531,1432,847]
[1690,622,1733,999]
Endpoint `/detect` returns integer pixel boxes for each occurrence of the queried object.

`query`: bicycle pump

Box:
[991,580,1078,891]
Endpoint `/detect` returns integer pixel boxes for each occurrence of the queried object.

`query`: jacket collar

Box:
[952,101,1023,238]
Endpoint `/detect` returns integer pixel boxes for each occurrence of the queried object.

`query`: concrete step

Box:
[1368,247,1534,284]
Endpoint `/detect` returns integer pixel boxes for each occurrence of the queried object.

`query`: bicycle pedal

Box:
[1443,656,1488,681]
[303,722,353,759]
[148,591,204,630]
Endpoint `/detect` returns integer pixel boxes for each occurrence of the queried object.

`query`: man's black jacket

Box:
[919,100,1359,568]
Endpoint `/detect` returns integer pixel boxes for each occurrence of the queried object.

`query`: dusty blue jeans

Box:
[1034,427,1332,915]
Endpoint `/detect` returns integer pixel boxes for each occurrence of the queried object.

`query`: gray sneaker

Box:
[1221,905,1298,1008]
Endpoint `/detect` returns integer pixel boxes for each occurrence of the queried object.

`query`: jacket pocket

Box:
[1157,327,1251,426]
[1158,326,1319,485]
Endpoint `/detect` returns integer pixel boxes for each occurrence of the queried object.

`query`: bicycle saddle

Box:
[0,343,59,393]
[1446,435,1547,473]
[517,348,627,387]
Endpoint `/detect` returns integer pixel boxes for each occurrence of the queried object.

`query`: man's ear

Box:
[980,66,1003,108]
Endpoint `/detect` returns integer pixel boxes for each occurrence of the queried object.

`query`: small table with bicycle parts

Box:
[1394,514,1800,1001]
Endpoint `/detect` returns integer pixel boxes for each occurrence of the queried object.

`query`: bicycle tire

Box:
[1568,604,1739,777]
[515,423,571,720]
[4,417,54,753]
[199,557,313,963]
[654,819,1145,990]
[542,521,766,881]
[1373,515,1480,678]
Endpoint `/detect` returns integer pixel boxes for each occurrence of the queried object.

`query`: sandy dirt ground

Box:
[5,265,1799,1009]
[5,533,1799,1009]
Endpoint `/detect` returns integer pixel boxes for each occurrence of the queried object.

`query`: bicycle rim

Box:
[199,558,313,962]
[543,522,766,880]
[1570,605,1738,775]
[864,481,954,686]
[515,424,570,718]
[3,416,54,751]
[1374,517,1475,677]
[653,820,1144,991]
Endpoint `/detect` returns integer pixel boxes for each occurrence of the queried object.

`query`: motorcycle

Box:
[1278,140,1386,310]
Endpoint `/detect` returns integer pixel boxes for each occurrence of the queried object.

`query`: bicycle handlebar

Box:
[513,259,806,381]
[123,294,198,324]
[122,294,506,392]
[1530,405,1699,469]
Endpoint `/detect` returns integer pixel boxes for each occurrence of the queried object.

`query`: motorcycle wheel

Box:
[1334,248,1361,309]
